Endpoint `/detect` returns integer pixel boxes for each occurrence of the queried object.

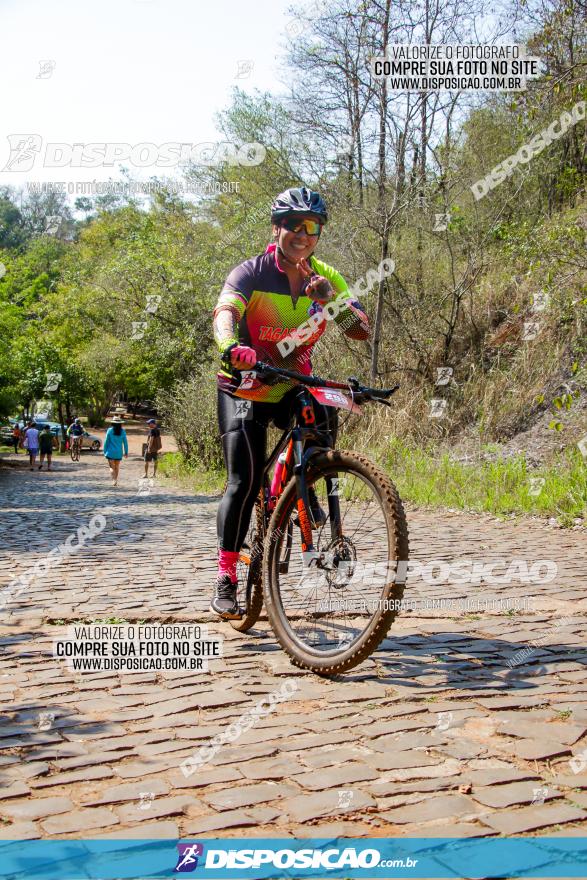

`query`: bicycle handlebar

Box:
[254,360,399,407]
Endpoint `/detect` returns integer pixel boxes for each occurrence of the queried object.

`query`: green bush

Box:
[156,364,223,470]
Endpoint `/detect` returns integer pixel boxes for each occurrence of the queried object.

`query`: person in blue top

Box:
[103,416,128,486]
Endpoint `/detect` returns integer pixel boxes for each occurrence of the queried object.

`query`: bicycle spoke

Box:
[273,467,395,655]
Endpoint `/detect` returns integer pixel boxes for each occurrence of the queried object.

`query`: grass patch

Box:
[384,439,586,524]
[158,441,586,525]
[554,709,572,720]
[158,451,225,495]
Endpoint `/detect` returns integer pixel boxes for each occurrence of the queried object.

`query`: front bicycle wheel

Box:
[230,494,264,632]
[263,450,409,675]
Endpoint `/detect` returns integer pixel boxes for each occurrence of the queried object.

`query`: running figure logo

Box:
[2,134,42,172]
[175,843,204,872]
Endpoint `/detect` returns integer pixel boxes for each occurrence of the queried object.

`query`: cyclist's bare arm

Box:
[213,306,239,350]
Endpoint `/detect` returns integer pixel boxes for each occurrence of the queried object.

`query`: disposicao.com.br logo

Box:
[2,135,266,171]
[174,844,417,872]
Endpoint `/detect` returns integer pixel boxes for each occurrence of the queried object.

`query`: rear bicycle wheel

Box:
[230,494,264,632]
[263,449,409,675]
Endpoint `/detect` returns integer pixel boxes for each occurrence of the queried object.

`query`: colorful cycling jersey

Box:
[214,244,367,403]
[68,424,84,436]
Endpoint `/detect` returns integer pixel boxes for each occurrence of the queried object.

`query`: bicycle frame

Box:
[259,388,343,566]
[240,359,398,580]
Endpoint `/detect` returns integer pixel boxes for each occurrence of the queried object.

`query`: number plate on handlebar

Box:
[308,386,362,413]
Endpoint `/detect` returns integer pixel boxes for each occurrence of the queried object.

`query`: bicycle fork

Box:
[292,392,343,568]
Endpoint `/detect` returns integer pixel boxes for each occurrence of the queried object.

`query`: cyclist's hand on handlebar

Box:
[296,258,334,304]
[229,345,257,370]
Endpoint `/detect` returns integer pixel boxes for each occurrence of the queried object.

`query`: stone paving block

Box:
[389,778,459,795]
[370,731,448,753]
[115,795,200,823]
[168,766,243,790]
[362,748,447,774]
[545,826,587,837]
[245,806,282,824]
[462,767,539,786]
[1,796,74,821]
[281,789,376,823]
[213,744,279,766]
[471,781,563,808]
[53,749,135,771]
[512,740,572,761]
[41,807,120,836]
[563,791,587,809]
[290,820,376,838]
[203,782,298,812]
[183,811,259,833]
[0,820,41,840]
[114,760,171,779]
[395,822,496,838]
[362,717,436,739]
[30,767,114,790]
[0,756,20,768]
[130,711,201,733]
[297,748,368,769]
[90,820,180,839]
[241,758,306,780]
[0,780,31,799]
[380,793,481,824]
[495,717,587,745]
[376,757,463,784]
[151,692,249,716]
[483,803,587,834]
[12,761,50,780]
[292,762,379,791]
[439,739,488,760]
[277,732,352,752]
[26,742,88,761]
[61,723,128,741]
[135,739,206,758]
[551,774,587,790]
[81,778,171,806]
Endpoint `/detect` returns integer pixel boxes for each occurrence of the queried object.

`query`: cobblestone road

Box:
[1,451,586,841]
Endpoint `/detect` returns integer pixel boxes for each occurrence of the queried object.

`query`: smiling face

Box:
[273,216,321,264]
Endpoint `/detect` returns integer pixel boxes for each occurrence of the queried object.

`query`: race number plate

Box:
[308,386,362,413]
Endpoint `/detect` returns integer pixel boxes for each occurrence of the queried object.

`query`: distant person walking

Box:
[11,424,21,454]
[103,416,128,486]
[23,421,39,470]
[38,424,54,471]
[144,418,162,479]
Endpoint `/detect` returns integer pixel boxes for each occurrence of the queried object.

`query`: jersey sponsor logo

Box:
[258,325,294,342]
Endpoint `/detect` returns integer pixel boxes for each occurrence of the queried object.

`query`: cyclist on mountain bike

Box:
[67,418,84,452]
[211,186,370,619]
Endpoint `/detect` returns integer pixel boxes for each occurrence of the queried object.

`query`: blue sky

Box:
[0,0,294,186]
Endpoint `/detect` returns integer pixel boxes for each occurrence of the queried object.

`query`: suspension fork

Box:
[292,426,314,559]
[325,475,344,542]
[292,389,317,561]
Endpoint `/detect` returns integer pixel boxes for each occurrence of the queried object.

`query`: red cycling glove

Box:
[229,345,257,369]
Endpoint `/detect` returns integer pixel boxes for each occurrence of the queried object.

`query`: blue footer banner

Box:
[0,837,586,879]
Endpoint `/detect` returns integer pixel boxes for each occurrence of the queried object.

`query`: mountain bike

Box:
[232,361,409,676]
[70,435,82,462]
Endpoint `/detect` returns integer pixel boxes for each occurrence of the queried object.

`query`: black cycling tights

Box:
[217,388,337,552]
